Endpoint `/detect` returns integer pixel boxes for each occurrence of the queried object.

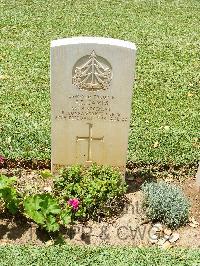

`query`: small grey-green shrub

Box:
[141,181,190,229]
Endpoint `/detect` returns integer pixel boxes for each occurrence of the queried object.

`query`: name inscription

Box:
[55,94,128,122]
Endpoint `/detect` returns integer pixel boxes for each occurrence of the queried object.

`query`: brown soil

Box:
[0,164,199,247]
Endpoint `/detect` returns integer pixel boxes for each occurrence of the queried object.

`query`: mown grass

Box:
[0,0,199,164]
[0,245,199,266]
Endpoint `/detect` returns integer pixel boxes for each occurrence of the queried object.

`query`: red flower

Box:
[68,198,79,211]
[0,156,5,164]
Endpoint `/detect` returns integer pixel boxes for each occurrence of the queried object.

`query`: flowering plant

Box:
[0,156,5,164]
[54,164,126,220]
[68,198,79,211]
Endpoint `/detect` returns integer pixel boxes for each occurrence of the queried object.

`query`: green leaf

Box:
[24,195,45,224]
[40,170,52,179]
[7,198,19,215]
[23,194,61,229]
[24,195,43,212]
[0,176,16,190]
[0,177,21,215]
[40,194,61,215]
[60,210,71,225]
[32,211,45,225]
[46,215,59,232]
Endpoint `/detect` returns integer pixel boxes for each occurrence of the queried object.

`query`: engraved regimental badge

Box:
[72,51,112,91]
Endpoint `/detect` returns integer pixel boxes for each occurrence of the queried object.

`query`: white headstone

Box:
[51,37,136,173]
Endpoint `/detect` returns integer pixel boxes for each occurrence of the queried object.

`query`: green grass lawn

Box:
[0,2,200,262]
[0,0,199,164]
[0,245,199,266]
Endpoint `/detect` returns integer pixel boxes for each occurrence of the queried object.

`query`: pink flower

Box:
[0,156,5,164]
[68,198,79,211]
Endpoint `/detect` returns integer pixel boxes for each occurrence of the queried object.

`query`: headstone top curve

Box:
[51,37,136,50]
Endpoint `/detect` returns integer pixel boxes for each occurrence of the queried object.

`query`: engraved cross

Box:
[76,123,104,162]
